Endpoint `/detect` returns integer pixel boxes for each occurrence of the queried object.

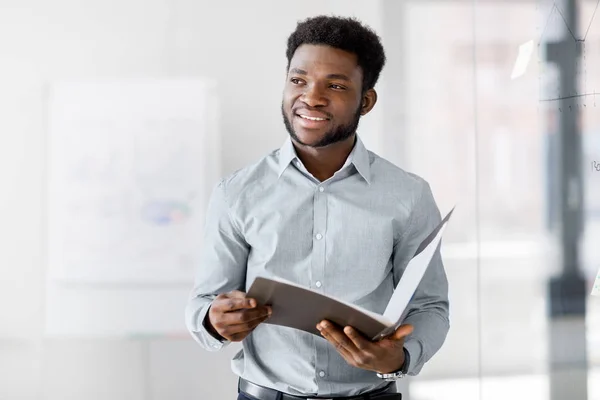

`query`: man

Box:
[185,15,449,400]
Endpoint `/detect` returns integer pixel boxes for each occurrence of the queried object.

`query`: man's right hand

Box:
[204,290,272,342]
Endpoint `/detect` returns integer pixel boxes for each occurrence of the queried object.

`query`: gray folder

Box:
[247,207,454,341]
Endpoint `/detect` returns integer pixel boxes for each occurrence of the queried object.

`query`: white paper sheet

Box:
[592,268,600,296]
[383,208,453,322]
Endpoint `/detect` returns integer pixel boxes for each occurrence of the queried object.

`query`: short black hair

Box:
[285,15,386,94]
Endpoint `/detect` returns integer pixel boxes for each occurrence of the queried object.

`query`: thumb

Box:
[391,324,413,341]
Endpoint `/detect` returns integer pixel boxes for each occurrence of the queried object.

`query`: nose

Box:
[300,83,327,107]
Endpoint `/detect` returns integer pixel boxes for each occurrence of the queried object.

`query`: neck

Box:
[292,135,357,182]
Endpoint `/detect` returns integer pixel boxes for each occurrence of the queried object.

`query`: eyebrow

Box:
[289,68,351,82]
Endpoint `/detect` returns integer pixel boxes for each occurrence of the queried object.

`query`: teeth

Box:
[299,115,327,121]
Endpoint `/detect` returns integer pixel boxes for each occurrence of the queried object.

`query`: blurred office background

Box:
[1,0,599,399]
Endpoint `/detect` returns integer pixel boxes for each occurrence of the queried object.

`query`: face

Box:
[281,44,377,148]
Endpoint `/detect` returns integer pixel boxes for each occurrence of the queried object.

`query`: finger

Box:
[229,331,254,342]
[317,321,360,355]
[220,312,271,337]
[220,307,271,326]
[318,324,356,363]
[343,326,374,351]
[224,313,270,336]
[391,324,414,341]
[228,314,270,342]
[228,332,248,342]
[214,295,257,312]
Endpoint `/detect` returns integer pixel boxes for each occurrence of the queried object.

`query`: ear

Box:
[360,88,378,116]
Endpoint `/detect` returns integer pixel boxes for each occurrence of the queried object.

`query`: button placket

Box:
[312,185,328,390]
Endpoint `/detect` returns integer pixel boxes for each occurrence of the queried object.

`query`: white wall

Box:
[0,1,387,399]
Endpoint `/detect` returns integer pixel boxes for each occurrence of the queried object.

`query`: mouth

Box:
[295,113,331,129]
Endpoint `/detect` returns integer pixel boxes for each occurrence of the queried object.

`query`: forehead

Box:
[289,44,362,81]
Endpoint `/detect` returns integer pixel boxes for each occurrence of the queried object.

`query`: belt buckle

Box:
[307,398,333,400]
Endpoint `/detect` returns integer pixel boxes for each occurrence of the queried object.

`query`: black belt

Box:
[238,378,401,400]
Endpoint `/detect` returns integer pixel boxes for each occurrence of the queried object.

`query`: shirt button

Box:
[319,371,325,377]
[319,187,324,192]
[315,281,322,288]
[212,344,219,349]
[315,234,323,240]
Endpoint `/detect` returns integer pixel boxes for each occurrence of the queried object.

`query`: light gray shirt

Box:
[185,135,450,397]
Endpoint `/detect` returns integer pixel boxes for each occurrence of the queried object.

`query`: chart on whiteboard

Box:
[46,80,220,284]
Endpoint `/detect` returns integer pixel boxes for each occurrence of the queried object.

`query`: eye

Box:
[290,78,304,85]
[330,84,346,90]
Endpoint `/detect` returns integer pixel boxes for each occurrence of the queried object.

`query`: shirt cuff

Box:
[198,303,230,350]
[402,338,423,376]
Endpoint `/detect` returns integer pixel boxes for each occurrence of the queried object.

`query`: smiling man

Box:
[186,15,450,400]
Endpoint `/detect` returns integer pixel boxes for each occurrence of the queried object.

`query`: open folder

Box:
[247,207,455,341]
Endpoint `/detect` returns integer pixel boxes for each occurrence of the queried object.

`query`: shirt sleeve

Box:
[392,179,450,375]
[184,178,250,351]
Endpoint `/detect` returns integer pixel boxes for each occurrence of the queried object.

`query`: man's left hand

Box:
[316,320,413,374]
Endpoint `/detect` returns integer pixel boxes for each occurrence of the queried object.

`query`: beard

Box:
[281,102,362,148]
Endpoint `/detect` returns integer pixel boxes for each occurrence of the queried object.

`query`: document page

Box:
[592,268,600,296]
[383,207,454,322]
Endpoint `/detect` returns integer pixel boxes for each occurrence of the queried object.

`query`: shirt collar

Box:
[277,137,298,177]
[349,135,372,184]
[277,135,371,184]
